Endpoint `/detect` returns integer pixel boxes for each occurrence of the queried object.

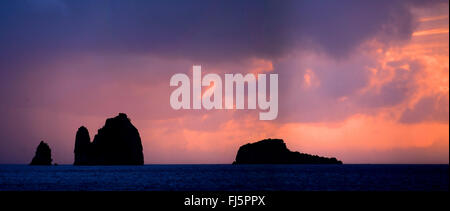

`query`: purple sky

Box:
[0,0,448,164]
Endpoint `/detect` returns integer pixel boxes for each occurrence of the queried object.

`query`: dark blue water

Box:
[0,164,448,191]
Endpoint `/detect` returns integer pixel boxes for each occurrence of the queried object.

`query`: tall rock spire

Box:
[74,126,91,165]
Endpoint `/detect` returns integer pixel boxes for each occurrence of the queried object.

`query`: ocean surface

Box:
[0,164,448,191]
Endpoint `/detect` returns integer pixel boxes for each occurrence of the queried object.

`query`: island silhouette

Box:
[30,113,342,165]
[74,113,144,165]
[29,141,53,165]
[233,138,342,164]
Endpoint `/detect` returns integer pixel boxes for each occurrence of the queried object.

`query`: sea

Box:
[0,164,448,191]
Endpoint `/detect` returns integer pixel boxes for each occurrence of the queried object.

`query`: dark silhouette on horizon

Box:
[30,141,53,165]
[74,113,144,165]
[74,126,91,165]
[233,138,342,164]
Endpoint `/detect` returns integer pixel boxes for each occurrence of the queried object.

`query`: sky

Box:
[0,0,448,164]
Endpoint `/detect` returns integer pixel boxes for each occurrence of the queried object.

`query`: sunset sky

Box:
[0,0,448,164]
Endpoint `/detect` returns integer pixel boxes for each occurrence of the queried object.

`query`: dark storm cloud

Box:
[0,0,443,66]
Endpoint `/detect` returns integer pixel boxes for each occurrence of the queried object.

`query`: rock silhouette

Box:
[74,113,144,165]
[233,139,342,164]
[30,141,53,165]
[74,126,91,165]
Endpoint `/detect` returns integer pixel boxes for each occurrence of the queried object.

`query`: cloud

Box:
[0,0,441,66]
[0,0,448,164]
[400,93,449,123]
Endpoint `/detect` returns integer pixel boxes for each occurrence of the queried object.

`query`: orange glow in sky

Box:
[0,1,448,164]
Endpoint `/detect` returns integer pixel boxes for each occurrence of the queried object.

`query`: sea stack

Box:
[74,126,91,165]
[74,113,144,165]
[233,138,342,164]
[30,141,53,165]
